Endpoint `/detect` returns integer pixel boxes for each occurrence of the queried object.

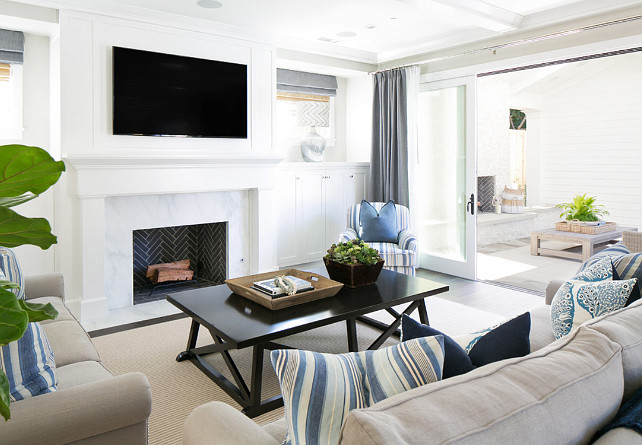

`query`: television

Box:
[112,46,247,138]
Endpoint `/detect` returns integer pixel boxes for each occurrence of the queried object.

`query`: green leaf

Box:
[0,193,37,208]
[0,279,19,290]
[0,288,28,346]
[18,299,58,323]
[0,145,65,198]
[0,369,10,421]
[0,206,57,249]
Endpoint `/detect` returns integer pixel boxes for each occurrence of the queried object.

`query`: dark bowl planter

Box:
[323,257,385,288]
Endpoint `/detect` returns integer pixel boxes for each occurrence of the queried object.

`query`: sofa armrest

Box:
[0,372,151,445]
[398,229,417,252]
[339,228,358,243]
[545,279,565,305]
[624,231,642,253]
[23,273,65,301]
[183,401,280,445]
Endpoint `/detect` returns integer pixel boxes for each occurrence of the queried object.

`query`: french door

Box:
[415,76,477,279]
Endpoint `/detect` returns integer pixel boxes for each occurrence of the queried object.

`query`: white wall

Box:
[538,54,642,229]
[0,33,55,275]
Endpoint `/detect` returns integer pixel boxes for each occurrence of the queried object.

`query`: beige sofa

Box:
[184,244,642,444]
[0,274,152,445]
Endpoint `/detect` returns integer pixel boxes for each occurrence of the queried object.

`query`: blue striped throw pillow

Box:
[1,322,58,401]
[614,252,642,305]
[0,247,25,300]
[577,242,630,274]
[271,336,445,445]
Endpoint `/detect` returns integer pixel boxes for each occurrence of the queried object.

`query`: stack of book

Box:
[252,275,313,298]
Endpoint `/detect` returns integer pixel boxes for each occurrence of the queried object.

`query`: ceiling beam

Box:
[428,0,524,32]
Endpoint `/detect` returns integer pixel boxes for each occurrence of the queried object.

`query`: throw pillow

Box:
[1,322,57,401]
[0,246,25,300]
[401,312,531,371]
[614,252,642,306]
[452,312,531,367]
[271,335,445,445]
[577,242,630,274]
[551,278,636,339]
[572,256,615,282]
[359,200,398,243]
[401,314,474,378]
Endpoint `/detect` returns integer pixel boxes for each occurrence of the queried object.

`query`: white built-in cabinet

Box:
[277,163,369,267]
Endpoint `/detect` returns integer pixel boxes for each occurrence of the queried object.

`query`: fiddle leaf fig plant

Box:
[556,193,609,222]
[0,144,65,421]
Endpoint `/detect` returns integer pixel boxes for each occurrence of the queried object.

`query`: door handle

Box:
[466,193,475,215]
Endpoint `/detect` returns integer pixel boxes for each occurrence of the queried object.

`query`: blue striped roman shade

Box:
[1,322,57,401]
[271,336,445,445]
[0,246,25,299]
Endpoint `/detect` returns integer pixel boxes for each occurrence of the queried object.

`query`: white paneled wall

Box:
[539,55,642,230]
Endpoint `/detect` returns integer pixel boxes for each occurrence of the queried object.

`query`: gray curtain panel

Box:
[369,68,409,207]
[0,29,25,64]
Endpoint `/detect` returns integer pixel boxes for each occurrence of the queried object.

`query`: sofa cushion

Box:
[271,335,445,445]
[359,200,398,243]
[454,312,531,367]
[2,322,57,401]
[584,298,642,401]
[401,315,474,378]
[529,304,555,352]
[41,320,100,367]
[27,296,76,324]
[592,384,642,443]
[56,361,113,390]
[367,242,415,267]
[339,327,623,445]
[614,252,642,305]
[0,246,25,299]
[551,258,635,339]
[578,242,630,273]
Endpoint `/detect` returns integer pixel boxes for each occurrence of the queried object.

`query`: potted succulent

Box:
[556,194,610,222]
[323,239,384,288]
[0,144,65,420]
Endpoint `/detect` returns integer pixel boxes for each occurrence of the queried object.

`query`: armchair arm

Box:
[24,273,65,301]
[339,228,358,243]
[0,372,151,445]
[398,229,417,252]
[183,401,280,445]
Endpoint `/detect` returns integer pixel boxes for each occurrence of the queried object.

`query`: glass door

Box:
[415,76,476,279]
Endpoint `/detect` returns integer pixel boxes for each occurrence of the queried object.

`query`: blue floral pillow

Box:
[551,257,636,339]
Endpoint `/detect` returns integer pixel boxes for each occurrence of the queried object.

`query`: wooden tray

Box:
[225,269,344,310]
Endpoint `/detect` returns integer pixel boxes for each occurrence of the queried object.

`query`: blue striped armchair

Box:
[339,202,418,276]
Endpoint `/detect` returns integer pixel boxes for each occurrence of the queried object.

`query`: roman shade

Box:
[0,29,25,64]
[276,69,337,97]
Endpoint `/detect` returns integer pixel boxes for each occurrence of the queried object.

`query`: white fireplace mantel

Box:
[63,153,282,322]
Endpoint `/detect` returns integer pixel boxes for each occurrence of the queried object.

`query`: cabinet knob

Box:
[349,174,354,178]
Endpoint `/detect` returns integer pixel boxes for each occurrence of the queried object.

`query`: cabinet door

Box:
[323,171,347,247]
[346,170,367,207]
[276,170,298,265]
[298,171,326,261]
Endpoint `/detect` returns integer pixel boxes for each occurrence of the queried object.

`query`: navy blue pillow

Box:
[467,312,531,367]
[359,200,398,243]
[402,312,531,371]
[401,314,474,379]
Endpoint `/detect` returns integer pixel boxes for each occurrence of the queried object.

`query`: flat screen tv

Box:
[112,46,247,138]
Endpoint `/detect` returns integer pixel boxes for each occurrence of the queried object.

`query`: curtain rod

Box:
[369,14,642,75]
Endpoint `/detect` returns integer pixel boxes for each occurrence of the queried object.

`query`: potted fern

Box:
[0,144,65,421]
[323,239,384,288]
[556,194,609,222]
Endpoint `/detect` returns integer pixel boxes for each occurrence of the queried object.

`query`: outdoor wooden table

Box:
[530,226,637,262]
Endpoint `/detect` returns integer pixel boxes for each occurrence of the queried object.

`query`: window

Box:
[275,69,338,149]
[0,29,25,140]
[0,62,23,140]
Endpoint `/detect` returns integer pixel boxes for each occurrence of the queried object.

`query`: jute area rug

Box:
[91,297,505,445]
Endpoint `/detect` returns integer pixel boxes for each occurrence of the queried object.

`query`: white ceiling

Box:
[11,0,642,63]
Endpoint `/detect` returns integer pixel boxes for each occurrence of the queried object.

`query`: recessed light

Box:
[365,24,376,29]
[197,0,223,8]
[318,37,339,43]
[390,17,398,20]
[336,31,357,38]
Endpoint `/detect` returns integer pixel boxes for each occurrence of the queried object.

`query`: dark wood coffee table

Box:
[166,268,448,418]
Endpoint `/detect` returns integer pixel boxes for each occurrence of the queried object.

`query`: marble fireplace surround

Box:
[65,154,281,322]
